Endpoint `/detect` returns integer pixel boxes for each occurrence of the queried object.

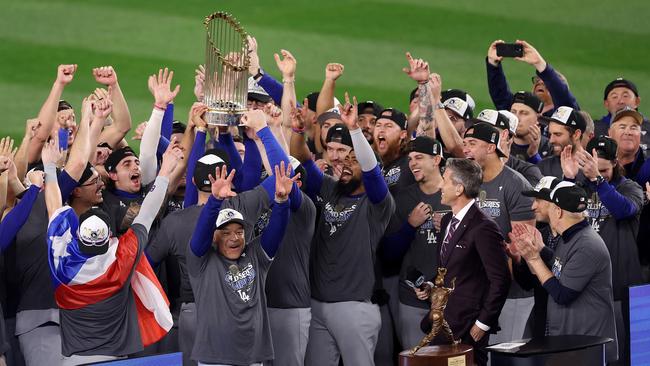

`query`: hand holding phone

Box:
[496,43,524,58]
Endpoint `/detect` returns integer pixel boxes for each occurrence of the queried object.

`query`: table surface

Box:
[487,335,612,357]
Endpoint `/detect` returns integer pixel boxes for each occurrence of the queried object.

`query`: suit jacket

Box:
[432,203,511,338]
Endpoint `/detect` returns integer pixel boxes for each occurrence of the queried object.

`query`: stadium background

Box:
[1,0,649,143]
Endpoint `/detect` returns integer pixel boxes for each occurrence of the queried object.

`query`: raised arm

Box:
[317,63,343,116]
[94,66,133,148]
[0,171,42,252]
[248,36,284,104]
[276,49,297,131]
[28,65,77,163]
[260,162,297,258]
[429,74,464,158]
[242,110,292,176]
[485,40,514,111]
[339,92,387,204]
[140,68,181,186]
[403,52,435,138]
[132,142,182,232]
[42,139,64,219]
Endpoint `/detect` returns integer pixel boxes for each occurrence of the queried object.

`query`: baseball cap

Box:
[193,149,230,192]
[58,100,73,112]
[79,163,97,185]
[406,136,444,158]
[611,106,643,126]
[247,77,273,104]
[476,109,513,135]
[316,110,342,125]
[358,101,384,117]
[78,207,112,256]
[104,146,136,172]
[522,176,562,200]
[498,110,519,136]
[441,89,476,120]
[549,106,586,133]
[172,120,186,135]
[377,108,408,130]
[604,78,639,100]
[464,122,506,157]
[216,208,246,229]
[586,135,618,161]
[288,155,307,187]
[512,91,544,114]
[325,123,353,148]
[549,181,589,213]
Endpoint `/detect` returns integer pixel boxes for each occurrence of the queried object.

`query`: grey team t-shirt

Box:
[221,185,271,242]
[146,205,203,304]
[311,175,395,302]
[477,165,535,237]
[385,184,450,308]
[186,237,273,365]
[546,224,618,362]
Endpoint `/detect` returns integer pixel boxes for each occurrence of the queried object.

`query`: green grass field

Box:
[1,0,649,142]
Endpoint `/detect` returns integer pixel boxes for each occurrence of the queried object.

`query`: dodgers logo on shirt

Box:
[586,193,609,233]
[551,257,563,279]
[254,209,272,237]
[323,202,358,236]
[418,217,438,245]
[225,262,256,303]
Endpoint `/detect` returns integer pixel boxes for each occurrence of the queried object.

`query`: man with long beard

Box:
[291,93,395,366]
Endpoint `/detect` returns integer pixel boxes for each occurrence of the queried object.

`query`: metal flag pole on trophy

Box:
[203,12,250,126]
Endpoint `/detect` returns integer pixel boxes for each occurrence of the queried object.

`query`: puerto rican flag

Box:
[47,206,173,347]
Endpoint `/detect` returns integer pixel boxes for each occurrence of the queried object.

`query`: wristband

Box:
[154,103,167,111]
[434,102,445,110]
[253,68,264,81]
[196,126,207,133]
[282,77,295,83]
[291,127,305,134]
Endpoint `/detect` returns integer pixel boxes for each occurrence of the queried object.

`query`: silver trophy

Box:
[203,12,249,126]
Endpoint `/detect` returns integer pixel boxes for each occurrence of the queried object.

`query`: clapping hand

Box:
[560,145,579,179]
[576,149,600,181]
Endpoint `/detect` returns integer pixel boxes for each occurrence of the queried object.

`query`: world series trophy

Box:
[203,12,250,126]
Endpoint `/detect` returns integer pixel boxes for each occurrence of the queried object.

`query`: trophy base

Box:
[399,344,474,366]
[205,110,243,127]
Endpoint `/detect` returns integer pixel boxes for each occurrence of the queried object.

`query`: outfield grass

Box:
[1,0,649,142]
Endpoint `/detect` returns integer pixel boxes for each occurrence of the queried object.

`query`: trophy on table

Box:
[203,12,249,126]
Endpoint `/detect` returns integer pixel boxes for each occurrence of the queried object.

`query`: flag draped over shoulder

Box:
[47,206,173,347]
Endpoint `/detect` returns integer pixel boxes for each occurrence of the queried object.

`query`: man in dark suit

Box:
[415,158,511,365]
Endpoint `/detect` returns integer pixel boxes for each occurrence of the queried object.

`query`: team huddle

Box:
[0,36,648,366]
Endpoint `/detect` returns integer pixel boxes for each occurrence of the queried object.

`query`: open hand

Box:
[560,145,578,179]
[247,35,261,76]
[274,160,299,202]
[209,165,237,200]
[576,149,600,181]
[148,68,180,107]
[274,49,297,79]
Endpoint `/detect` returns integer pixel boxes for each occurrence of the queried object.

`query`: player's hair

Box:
[446,158,482,199]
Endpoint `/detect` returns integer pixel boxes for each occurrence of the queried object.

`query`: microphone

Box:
[405,266,425,289]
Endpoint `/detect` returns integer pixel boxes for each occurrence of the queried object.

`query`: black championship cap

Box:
[406,136,444,158]
[464,122,506,157]
[172,120,186,135]
[247,77,273,104]
[441,89,475,119]
[377,108,408,130]
[325,123,353,148]
[58,100,73,112]
[79,163,97,185]
[604,78,639,100]
[476,109,512,133]
[549,106,586,133]
[549,181,589,213]
[586,135,618,161]
[77,207,112,256]
[358,101,384,117]
[522,176,562,200]
[305,92,319,112]
[316,111,342,125]
[104,146,136,172]
[193,149,230,192]
[512,91,544,114]
[611,106,643,126]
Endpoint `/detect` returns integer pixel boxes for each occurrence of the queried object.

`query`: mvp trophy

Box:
[399,268,474,366]
[203,12,249,126]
